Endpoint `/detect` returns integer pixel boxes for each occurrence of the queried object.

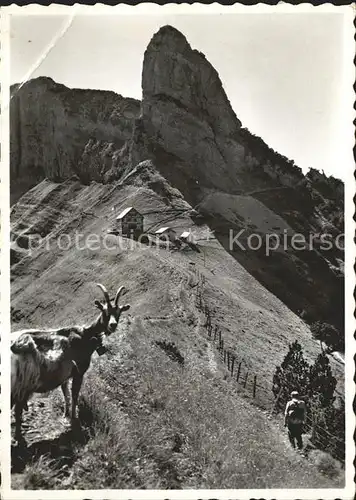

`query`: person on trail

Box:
[284,390,306,450]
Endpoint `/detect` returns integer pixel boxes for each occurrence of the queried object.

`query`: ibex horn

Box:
[114,286,126,307]
[97,283,111,306]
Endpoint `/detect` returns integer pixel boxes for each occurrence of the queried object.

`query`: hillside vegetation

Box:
[11,168,344,489]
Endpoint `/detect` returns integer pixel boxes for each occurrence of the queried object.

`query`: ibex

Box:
[11,284,130,442]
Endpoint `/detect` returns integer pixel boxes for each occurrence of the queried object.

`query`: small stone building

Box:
[155,227,177,242]
[116,207,143,237]
[180,231,194,243]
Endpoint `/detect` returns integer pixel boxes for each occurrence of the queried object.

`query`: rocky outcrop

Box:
[10,77,139,202]
[130,26,245,193]
[77,139,130,184]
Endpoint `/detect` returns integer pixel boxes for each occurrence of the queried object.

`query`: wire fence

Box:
[194,269,278,406]
[190,265,345,463]
[119,218,345,463]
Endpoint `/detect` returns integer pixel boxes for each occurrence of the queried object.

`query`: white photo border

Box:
[1,3,355,499]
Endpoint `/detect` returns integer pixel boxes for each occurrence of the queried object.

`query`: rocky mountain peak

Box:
[133,25,245,195]
[142,25,241,136]
[147,25,191,52]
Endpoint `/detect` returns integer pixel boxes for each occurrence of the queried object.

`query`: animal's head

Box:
[95,283,131,336]
[92,283,131,355]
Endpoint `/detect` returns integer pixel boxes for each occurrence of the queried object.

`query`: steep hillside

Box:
[9,24,345,490]
[11,168,343,489]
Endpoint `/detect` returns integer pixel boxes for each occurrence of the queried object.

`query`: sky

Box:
[9,10,354,181]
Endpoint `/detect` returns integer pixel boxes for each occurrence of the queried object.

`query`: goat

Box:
[11,283,130,442]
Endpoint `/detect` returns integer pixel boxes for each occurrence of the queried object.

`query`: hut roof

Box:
[116,207,138,220]
[155,227,176,235]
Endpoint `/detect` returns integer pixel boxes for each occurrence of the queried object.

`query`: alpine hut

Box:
[155,227,177,242]
[180,231,195,243]
[116,207,144,238]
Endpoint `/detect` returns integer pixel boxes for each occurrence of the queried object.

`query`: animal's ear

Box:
[120,304,130,312]
[68,332,82,349]
[89,336,99,347]
[95,300,104,311]
[11,334,36,354]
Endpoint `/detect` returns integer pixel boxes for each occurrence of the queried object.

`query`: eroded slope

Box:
[10,168,343,488]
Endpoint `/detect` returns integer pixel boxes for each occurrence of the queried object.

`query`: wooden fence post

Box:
[219,331,222,349]
[243,371,249,388]
[224,349,227,363]
[214,326,218,341]
[231,356,235,376]
[220,339,224,353]
[227,351,230,370]
[253,375,257,398]
[236,362,242,382]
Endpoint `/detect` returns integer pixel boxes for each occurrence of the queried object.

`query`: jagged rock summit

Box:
[142,25,241,133]
[132,25,245,193]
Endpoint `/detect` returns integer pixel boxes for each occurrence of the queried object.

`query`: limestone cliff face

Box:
[10,77,139,202]
[131,26,245,193]
[77,139,130,184]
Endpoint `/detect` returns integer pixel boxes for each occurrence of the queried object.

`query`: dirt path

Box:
[11,392,83,488]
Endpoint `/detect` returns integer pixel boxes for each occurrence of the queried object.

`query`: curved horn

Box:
[97,283,111,305]
[114,286,126,307]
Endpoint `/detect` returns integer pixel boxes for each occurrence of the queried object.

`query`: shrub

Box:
[310,321,343,352]
[272,340,310,412]
[308,353,337,408]
[272,341,344,462]
[156,340,185,365]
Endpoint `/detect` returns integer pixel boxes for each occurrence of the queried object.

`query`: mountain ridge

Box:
[10,25,344,334]
[10,24,346,490]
